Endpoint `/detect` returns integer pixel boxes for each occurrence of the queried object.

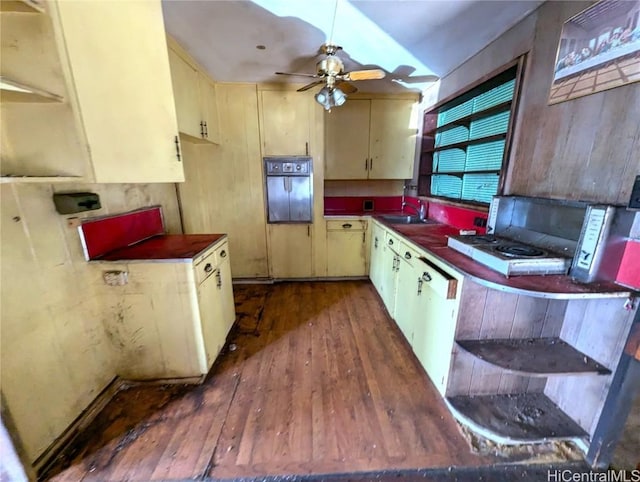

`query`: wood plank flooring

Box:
[45,281,501,481]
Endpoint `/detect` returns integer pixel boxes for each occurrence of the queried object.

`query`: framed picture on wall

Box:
[548,0,640,104]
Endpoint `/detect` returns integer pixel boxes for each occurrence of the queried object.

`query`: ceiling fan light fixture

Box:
[315,86,347,111]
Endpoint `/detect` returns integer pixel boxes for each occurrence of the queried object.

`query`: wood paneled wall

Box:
[0,182,181,462]
[545,299,636,435]
[446,279,567,397]
[177,83,269,278]
[422,1,640,205]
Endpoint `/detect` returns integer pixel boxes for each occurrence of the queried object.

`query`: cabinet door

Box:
[217,248,236,334]
[260,90,310,155]
[55,0,184,183]
[394,258,420,343]
[168,47,203,140]
[379,246,399,315]
[324,99,370,179]
[369,223,386,293]
[327,229,367,277]
[369,99,417,180]
[268,224,313,278]
[199,74,220,144]
[197,269,225,371]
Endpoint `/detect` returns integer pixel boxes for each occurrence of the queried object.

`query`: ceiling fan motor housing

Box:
[317,56,344,77]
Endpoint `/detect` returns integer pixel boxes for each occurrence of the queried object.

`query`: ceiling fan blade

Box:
[345,69,386,81]
[275,72,319,78]
[297,80,324,92]
[337,81,357,94]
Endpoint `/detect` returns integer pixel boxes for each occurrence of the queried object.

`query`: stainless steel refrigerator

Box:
[264,156,313,223]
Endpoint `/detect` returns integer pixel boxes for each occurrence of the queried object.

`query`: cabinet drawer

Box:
[326,219,367,231]
[415,256,458,299]
[194,250,217,285]
[213,241,230,266]
[399,241,422,265]
[384,230,402,252]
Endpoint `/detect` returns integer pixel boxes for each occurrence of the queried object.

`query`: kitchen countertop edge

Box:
[370,216,633,300]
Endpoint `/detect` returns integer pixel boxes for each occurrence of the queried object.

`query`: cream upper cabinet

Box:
[260,90,311,156]
[199,74,220,144]
[369,99,417,179]
[51,0,184,183]
[167,41,220,145]
[325,98,418,180]
[268,224,313,278]
[168,47,202,140]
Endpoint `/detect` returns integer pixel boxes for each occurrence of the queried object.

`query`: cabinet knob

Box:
[388,239,394,246]
[204,263,213,273]
[220,250,227,258]
[342,223,352,229]
[404,252,412,260]
[422,272,432,282]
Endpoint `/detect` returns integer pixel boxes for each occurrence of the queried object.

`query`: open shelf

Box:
[456,338,611,376]
[424,133,506,154]
[447,393,588,443]
[0,78,63,103]
[0,0,44,13]
[424,100,512,136]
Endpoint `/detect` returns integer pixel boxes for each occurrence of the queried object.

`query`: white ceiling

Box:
[162,0,544,94]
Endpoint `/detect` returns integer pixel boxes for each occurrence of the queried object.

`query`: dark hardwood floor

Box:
[44,281,578,481]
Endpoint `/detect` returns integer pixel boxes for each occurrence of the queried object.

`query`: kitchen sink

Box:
[380,214,437,225]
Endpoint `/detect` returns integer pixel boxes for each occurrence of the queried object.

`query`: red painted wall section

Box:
[616,240,640,289]
[79,206,165,260]
[427,201,488,234]
[324,196,404,215]
[324,196,488,233]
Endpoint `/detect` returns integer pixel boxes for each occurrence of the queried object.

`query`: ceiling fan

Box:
[275,44,386,111]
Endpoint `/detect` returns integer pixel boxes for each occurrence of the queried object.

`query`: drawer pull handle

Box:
[422,272,432,282]
[342,223,352,229]
[220,250,227,258]
[404,252,412,260]
[388,239,394,246]
[204,263,213,273]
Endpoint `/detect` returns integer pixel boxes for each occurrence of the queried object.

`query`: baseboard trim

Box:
[33,376,125,477]
[34,373,206,478]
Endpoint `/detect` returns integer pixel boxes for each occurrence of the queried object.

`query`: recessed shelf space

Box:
[447,393,588,443]
[456,338,611,376]
[0,0,44,13]
[424,101,512,136]
[0,77,63,103]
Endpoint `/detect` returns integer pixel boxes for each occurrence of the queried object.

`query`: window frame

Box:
[417,55,527,206]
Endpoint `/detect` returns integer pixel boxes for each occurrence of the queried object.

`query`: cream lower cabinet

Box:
[326,219,368,277]
[325,98,418,180]
[378,229,402,314]
[100,239,235,380]
[268,224,313,278]
[370,222,462,395]
[393,242,423,344]
[369,221,386,293]
[411,254,461,395]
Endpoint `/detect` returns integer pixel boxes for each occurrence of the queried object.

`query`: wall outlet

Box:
[473,216,487,227]
[103,271,128,286]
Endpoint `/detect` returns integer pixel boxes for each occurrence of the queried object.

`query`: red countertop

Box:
[374,216,632,299]
[97,234,226,261]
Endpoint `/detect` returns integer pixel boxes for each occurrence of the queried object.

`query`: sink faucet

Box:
[402,198,426,221]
